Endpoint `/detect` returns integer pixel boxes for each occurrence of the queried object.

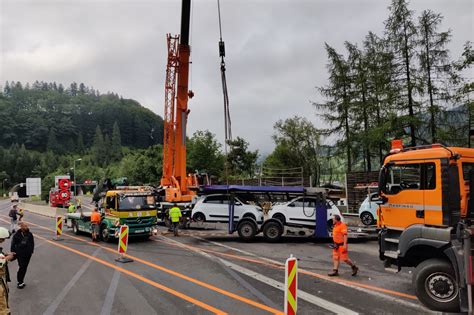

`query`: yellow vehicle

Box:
[69,186,158,242]
[378,141,474,312]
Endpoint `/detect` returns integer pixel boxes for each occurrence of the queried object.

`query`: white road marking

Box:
[100,269,121,315]
[43,247,102,315]
[219,257,357,315]
[193,236,429,312]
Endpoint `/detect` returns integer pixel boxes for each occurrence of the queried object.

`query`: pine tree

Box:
[46,128,60,153]
[418,9,452,143]
[315,44,354,172]
[110,121,123,162]
[76,133,85,154]
[91,126,105,166]
[385,0,420,146]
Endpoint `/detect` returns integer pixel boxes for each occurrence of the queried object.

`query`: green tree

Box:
[110,121,123,162]
[417,9,452,143]
[266,116,322,185]
[91,125,105,166]
[385,0,421,146]
[315,44,354,172]
[227,137,258,178]
[187,130,224,176]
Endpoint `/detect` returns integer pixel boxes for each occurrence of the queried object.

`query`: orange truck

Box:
[377,141,474,312]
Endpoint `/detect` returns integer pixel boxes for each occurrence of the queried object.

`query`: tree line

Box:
[315,0,472,174]
[1,81,164,153]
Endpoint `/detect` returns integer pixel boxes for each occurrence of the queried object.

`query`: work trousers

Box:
[17,255,31,284]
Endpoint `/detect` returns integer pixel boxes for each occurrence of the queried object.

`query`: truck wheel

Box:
[237,221,257,242]
[72,220,80,235]
[413,258,459,312]
[101,225,112,243]
[263,221,283,242]
[360,212,375,226]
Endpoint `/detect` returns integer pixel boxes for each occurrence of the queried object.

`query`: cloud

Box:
[1,0,472,156]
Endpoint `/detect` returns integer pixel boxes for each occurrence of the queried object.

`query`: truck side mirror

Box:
[378,166,388,195]
[469,169,474,218]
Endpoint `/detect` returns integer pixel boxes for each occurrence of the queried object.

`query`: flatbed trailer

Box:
[199,185,371,242]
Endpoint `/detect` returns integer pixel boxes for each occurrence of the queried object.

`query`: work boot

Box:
[351,265,359,276]
[328,269,339,277]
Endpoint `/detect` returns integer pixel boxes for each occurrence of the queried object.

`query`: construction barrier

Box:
[53,216,64,241]
[285,254,298,315]
[115,225,133,263]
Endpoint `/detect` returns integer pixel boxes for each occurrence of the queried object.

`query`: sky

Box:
[0,0,472,156]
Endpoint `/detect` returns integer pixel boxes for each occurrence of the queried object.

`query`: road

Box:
[0,199,433,314]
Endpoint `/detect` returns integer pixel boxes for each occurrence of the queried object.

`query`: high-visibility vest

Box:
[169,207,182,223]
[68,205,76,213]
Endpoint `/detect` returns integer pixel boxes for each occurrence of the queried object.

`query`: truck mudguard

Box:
[398,224,451,258]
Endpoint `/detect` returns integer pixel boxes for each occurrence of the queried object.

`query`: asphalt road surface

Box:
[0,199,434,314]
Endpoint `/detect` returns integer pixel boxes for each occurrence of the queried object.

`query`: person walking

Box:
[8,205,18,234]
[328,214,358,277]
[10,222,34,289]
[90,208,101,242]
[18,208,24,222]
[169,204,182,236]
[0,227,15,315]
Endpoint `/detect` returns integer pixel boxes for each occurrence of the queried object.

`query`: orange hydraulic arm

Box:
[161,0,197,202]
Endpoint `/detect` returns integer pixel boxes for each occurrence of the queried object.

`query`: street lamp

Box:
[73,158,82,202]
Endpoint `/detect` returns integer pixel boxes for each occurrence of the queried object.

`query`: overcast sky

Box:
[0,0,472,155]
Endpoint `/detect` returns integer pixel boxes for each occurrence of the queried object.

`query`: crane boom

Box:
[161,0,197,202]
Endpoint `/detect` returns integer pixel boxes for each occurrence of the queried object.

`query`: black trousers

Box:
[17,255,32,284]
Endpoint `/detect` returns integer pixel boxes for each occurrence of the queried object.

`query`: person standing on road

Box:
[90,207,101,242]
[8,205,18,234]
[10,222,34,289]
[169,204,182,236]
[0,227,15,315]
[328,214,359,277]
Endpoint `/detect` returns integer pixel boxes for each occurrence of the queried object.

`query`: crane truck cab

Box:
[68,186,158,242]
[377,141,474,312]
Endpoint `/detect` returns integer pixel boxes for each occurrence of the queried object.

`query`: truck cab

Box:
[377,142,474,312]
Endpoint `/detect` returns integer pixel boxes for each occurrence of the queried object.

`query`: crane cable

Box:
[217,0,232,185]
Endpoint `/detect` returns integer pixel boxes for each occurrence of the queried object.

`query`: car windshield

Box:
[118,195,155,210]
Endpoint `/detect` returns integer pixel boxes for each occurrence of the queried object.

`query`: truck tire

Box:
[263,221,283,243]
[237,220,257,242]
[72,220,80,235]
[101,225,113,243]
[413,258,459,312]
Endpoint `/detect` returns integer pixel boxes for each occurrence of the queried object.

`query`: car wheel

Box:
[263,221,283,242]
[193,212,206,223]
[101,225,112,243]
[360,212,375,226]
[272,213,286,225]
[413,258,459,312]
[72,220,80,235]
[237,220,257,242]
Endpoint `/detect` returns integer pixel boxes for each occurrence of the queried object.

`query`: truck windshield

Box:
[118,195,155,210]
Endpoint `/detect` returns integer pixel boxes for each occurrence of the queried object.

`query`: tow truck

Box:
[67,186,158,242]
[377,140,474,312]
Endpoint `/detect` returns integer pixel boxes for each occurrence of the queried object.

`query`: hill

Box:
[0,81,163,153]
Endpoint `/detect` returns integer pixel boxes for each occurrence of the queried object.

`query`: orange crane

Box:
[161,0,198,202]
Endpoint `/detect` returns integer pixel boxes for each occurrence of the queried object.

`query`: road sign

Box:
[59,190,71,201]
[26,177,41,196]
[116,225,133,263]
[285,254,298,315]
[58,179,71,190]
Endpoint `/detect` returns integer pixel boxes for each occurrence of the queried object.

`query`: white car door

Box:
[203,195,226,222]
[286,197,313,226]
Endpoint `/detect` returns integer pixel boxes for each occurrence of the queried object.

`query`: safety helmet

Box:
[0,254,5,268]
[0,227,9,239]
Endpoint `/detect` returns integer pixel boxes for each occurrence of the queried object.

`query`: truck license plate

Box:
[135,229,145,233]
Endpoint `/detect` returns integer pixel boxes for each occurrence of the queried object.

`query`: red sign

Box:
[58,179,71,190]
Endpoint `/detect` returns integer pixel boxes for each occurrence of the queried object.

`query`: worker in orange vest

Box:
[90,208,101,242]
[328,214,358,277]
